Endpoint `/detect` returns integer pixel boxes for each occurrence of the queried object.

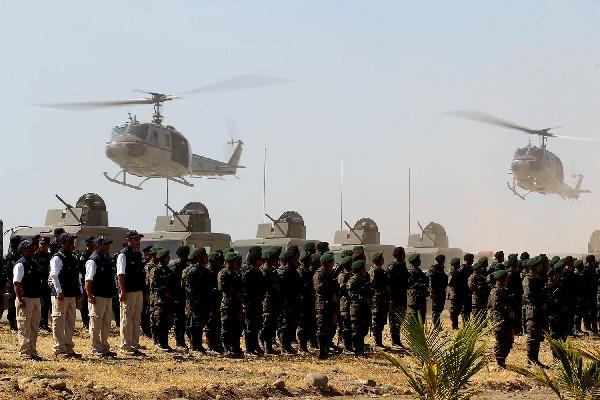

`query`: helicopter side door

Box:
[171,134,189,167]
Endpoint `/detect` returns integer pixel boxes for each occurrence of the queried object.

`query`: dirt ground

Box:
[0,313,597,400]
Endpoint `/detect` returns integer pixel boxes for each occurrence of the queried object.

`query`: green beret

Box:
[554,259,565,269]
[370,251,384,262]
[493,269,508,279]
[311,253,321,264]
[188,247,207,261]
[574,259,583,268]
[208,251,222,261]
[352,246,364,253]
[299,251,311,262]
[303,241,316,252]
[450,258,461,266]
[407,253,420,264]
[529,257,541,267]
[340,256,352,266]
[224,251,241,262]
[149,246,163,255]
[271,246,283,256]
[477,257,488,264]
[261,248,271,259]
[351,260,366,271]
[473,261,483,269]
[320,253,334,264]
[156,248,170,259]
[549,256,559,266]
[280,250,294,261]
[340,250,353,258]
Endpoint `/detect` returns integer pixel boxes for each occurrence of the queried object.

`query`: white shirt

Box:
[85,259,97,281]
[13,263,24,283]
[116,253,127,275]
[49,254,83,295]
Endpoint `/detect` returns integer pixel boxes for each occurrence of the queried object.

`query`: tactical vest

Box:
[51,251,81,297]
[89,251,116,298]
[120,247,145,292]
[18,257,42,298]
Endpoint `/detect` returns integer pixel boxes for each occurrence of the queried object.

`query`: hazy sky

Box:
[2,1,600,254]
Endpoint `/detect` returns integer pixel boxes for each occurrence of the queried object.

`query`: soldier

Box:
[218,251,244,358]
[428,254,448,327]
[206,250,225,354]
[169,246,190,348]
[460,253,474,324]
[241,247,265,355]
[583,255,598,334]
[347,259,372,356]
[5,236,22,331]
[49,233,83,358]
[560,256,577,336]
[140,245,154,338]
[545,265,569,342]
[447,257,465,330]
[337,251,353,352]
[150,249,177,351]
[523,257,547,366]
[519,252,530,273]
[469,259,489,319]
[144,247,161,344]
[386,247,409,348]
[277,249,301,354]
[369,251,389,349]
[84,238,117,357]
[573,259,587,335]
[487,268,514,369]
[116,230,146,356]
[33,237,52,332]
[506,254,524,336]
[297,251,317,352]
[78,236,95,330]
[182,247,211,353]
[13,240,43,360]
[314,252,338,359]
[406,254,429,322]
[260,249,282,354]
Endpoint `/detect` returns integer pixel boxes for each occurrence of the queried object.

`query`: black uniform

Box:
[506,269,523,335]
[560,268,578,335]
[369,264,389,346]
[428,264,448,326]
[459,263,473,323]
[545,276,569,341]
[407,265,429,322]
[259,264,281,352]
[182,262,211,351]
[386,260,409,345]
[170,258,188,347]
[488,284,514,367]
[447,266,467,329]
[218,267,243,355]
[277,262,301,352]
[297,262,318,350]
[582,264,598,333]
[241,265,264,354]
[523,272,546,363]
[313,267,338,357]
[206,262,224,353]
[33,249,51,330]
[347,273,372,355]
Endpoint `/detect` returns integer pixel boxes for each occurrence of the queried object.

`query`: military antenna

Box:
[263,147,267,223]
[340,160,344,231]
[55,194,82,224]
[344,220,364,244]
[264,213,287,237]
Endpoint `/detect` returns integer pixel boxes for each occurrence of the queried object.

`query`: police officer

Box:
[49,233,83,358]
[347,259,372,356]
[13,240,43,360]
[447,257,465,330]
[206,250,225,354]
[116,230,146,356]
[488,268,514,369]
[171,246,190,348]
[337,251,353,352]
[469,259,489,319]
[406,254,429,322]
[460,253,474,324]
[84,237,117,357]
[523,257,547,366]
[241,247,265,355]
[386,247,409,347]
[314,252,338,359]
[297,251,318,352]
[218,251,244,358]
[369,251,389,349]
[277,249,301,354]
[150,249,178,351]
[182,247,211,353]
[260,249,282,355]
[78,236,95,330]
[428,254,448,327]
[33,237,52,332]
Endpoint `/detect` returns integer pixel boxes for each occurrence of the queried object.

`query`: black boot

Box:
[374,330,386,350]
[264,340,279,355]
[343,335,354,352]
[299,339,309,353]
[318,337,329,360]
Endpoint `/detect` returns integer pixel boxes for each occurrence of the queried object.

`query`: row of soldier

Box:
[4,232,600,363]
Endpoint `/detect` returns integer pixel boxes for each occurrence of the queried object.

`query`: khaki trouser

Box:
[16,297,41,358]
[89,297,113,355]
[120,290,143,352]
[51,296,77,355]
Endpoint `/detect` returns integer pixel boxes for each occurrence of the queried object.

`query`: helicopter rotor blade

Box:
[446,110,541,135]
[35,98,155,110]
[553,134,600,142]
[178,74,291,96]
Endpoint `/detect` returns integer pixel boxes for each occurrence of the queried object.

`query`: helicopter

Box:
[448,110,600,200]
[39,74,289,190]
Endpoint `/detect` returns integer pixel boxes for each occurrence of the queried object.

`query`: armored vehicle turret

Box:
[588,230,600,254]
[11,193,130,252]
[330,218,396,262]
[405,222,464,269]
[233,211,316,261]
[141,202,231,254]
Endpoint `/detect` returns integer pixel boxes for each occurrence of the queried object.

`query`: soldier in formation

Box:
[488,268,514,368]
[428,254,448,327]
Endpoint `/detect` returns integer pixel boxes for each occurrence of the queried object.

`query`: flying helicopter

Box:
[448,110,600,200]
[39,74,289,190]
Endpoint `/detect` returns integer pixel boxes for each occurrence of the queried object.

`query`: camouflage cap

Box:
[320,253,334,264]
[303,241,316,252]
[407,253,420,264]
[370,251,384,262]
[340,255,352,266]
[554,259,565,269]
[450,257,461,266]
[224,251,241,262]
[156,248,170,259]
[208,251,223,261]
[473,260,483,269]
[188,247,207,261]
[351,259,366,271]
[493,269,508,279]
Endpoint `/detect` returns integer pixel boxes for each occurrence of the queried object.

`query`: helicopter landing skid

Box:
[506,181,530,200]
[103,170,195,190]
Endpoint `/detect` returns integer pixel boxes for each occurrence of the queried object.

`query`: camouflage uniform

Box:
[182,260,211,352]
[447,260,467,329]
[469,266,489,319]
[297,255,318,351]
[337,263,353,351]
[150,257,178,350]
[347,261,372,356]
[277,254,301,353]
[406,258,429,322]
[582,260,598,333]
[170,253,189,348]
[143,259,157,342]
[488,276,514,367]
[545,270,569,342]
[259,253,281,354]
[241,257,265,355]
[205,252,224,353]
[369,256,389,348]
[560,263,578,335]
[313,255,339,359]
[522,261,547,364]
[459,261,474,323]
[386,254,409,346]
[428,261,448,327]
[218,256,243,356]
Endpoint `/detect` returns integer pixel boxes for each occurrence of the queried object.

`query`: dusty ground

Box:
[0,313,597,400]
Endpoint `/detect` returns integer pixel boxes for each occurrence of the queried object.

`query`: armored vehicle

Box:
[233,211,316,261]
[405,222,464,270]
[11,193,130,252]
[141,202,231,254]
[330,218,395,262]
[588,230,600,254]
